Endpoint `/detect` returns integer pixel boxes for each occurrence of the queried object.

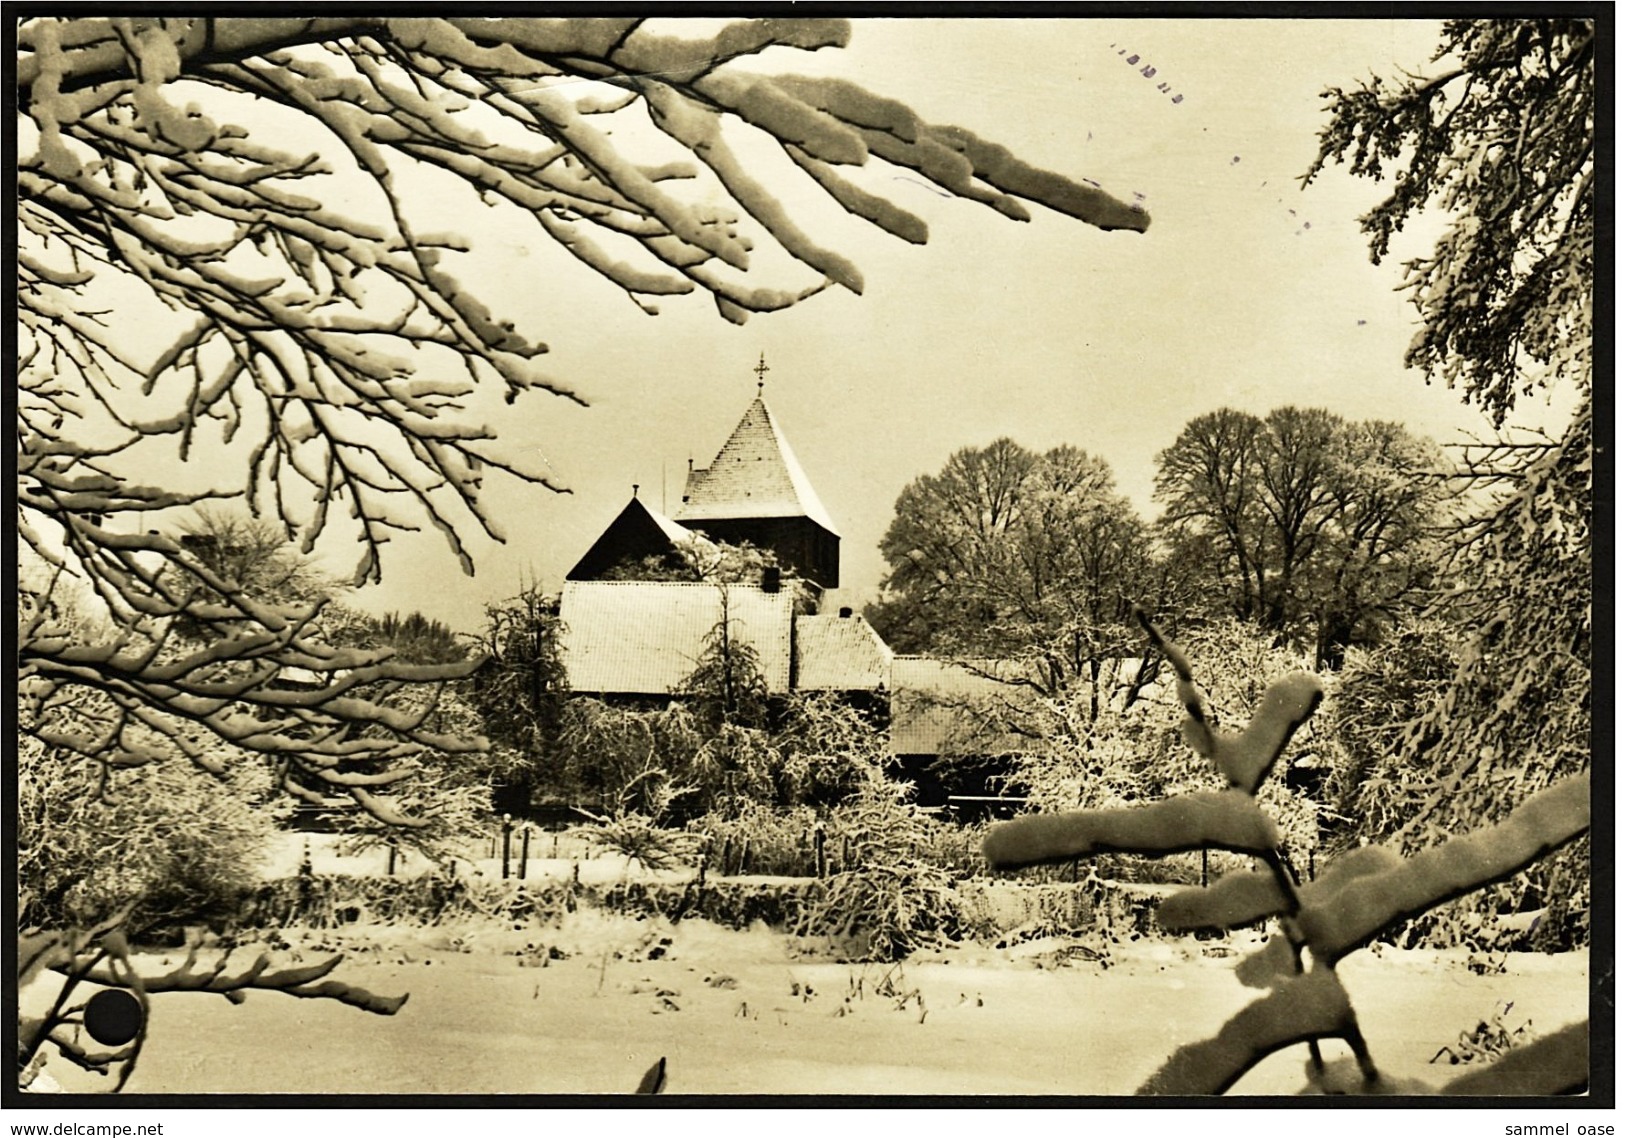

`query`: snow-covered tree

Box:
[1153,407,1445,668]
[683,586,771,735]
[468,584,570,814]
[871,439,1157,701]
[1305,18,1592,942]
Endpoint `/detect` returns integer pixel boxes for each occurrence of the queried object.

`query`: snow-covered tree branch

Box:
[1306,18,1592,942]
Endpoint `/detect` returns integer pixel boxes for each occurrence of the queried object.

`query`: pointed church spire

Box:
[676,394,837,537]
[672,368,841,588]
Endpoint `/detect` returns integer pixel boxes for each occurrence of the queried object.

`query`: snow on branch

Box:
[19,919,405,1091]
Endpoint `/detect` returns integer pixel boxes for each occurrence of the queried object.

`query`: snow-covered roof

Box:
[644,502,699,547]
[888,656,1039,757]
[793,612,892,691]
[565,496,715,582]
[559,580,795,695]
[676,398,839,536]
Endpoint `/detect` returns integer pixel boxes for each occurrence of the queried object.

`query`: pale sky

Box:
[206,19,1565,632]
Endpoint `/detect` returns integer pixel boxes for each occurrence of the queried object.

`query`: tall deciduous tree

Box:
[871,439,1156,701]
[176,509,336,614]
[1154,407,1444,668]
[1305,18,1592,939]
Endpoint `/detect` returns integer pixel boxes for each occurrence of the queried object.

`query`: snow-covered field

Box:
[21,906,1588,1097]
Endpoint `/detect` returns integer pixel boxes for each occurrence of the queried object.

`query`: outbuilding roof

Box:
[888,656,1041,757]
[793,612,892,692]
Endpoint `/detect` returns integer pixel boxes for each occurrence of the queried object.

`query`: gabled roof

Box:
[676,398,839,536]
[565,496,714,581]
[794,613,892,691]
[645,502,701,547]
[888,657,1041,757]
[559,580,795,695]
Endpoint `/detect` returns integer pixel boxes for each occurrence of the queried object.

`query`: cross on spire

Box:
[754,352,770,394]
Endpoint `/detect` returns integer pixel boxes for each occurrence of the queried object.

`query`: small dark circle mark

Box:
[85,989,143,1047]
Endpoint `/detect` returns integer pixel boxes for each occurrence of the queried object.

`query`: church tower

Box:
[675,357,841,589]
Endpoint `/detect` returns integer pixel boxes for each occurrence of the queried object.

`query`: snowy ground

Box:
[21,907,1589,1097]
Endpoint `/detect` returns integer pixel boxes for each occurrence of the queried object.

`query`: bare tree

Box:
[1154,407,1444,667]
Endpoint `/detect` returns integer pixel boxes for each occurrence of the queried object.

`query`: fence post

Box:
[296,838,314,923]
[387,843,397,877]
[501,814,513,880]
[1201,848,1209,889]
[519,826,531,881]
[814,822,827,880]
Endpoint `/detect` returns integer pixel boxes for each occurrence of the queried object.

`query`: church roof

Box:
[793,612,892,692]
[565,496,713,582]
[676,398,839,536]
[559,580,796,695]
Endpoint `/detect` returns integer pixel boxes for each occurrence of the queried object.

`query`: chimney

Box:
[839,607,853,619]
[761,566,781,594]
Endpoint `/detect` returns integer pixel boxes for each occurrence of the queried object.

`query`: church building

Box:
[558,358,887,702]
[552,358,1025,815]
[673,392,840,589]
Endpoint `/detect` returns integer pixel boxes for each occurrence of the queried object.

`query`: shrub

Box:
[571,813,703,873]
[18,738,287,937]
[982,610,1589,1095]
[683,720,779,817]
[794,765,964,960]
[773,693,888,807]
[1008,618,1330,884]
[691,801,824,877]
[18,744,405,1091]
